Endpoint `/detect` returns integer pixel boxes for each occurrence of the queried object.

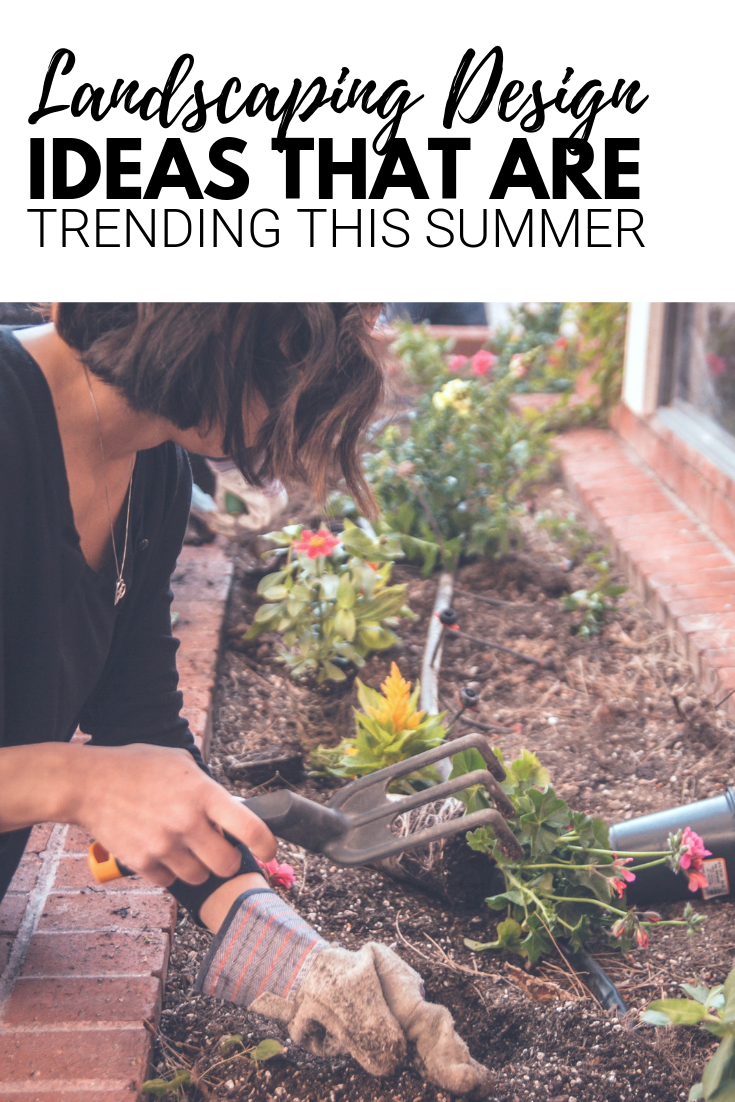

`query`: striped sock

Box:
[195,889,327,1006]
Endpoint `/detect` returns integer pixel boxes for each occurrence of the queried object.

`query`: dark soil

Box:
[152,482,735,1102]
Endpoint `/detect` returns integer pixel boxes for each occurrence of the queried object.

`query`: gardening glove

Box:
[194,889,493,1099]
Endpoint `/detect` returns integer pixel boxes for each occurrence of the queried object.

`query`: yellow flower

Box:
[366,662,423,731]
[432,379,472,416]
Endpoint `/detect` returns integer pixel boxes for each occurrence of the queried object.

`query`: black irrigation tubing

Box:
[433,609,553,670]
[453,586,517,609]
[558,942,628,1017]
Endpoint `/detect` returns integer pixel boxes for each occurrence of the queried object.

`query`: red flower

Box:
[706,353,728,376]
[470,350,497,376]
[256,857,296,890]
[679,828,711,872]
[643,911,661,923]
[293,528,340,559]
[611,918,627,937]
[685,869,709,893]
[554,337,568,350]
[610,855,636,896]
[447,355,468,372]
[635,925,649,949]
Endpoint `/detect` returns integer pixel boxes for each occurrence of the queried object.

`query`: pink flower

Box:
[554,337,568,350]
[643,911,661,923]
[509,353,528,379]
[635,925,649,949]
[447,355,468,372]
[470,350,497,376]
[611,918,627,938]
[256,857,296,891]
[685,869,709,893]
[679,828,711,872]
[706,353,728,376]
[293,528,340,559]
[610,855,636,896]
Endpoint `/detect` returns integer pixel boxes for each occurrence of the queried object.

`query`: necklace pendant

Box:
[114,578,127,606]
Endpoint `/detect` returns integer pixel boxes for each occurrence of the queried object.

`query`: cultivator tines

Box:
[242,732,524,865]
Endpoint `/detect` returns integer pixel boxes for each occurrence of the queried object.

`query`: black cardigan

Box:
[0,327,201,897]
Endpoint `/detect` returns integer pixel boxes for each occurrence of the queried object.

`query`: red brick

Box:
[0,1025,150,1082]
[669,597,735,617]
[648,568,735,588]
[598,511,688,536]
[636,553,726,578]
[21,930,169,979]
[678,613,735,635]
[710,494,735,549]
[51,857,159,894]
[652,583,735,602]
[701,649,735,670]
[592,494,674,520]
[0,895,27,935]
[7,857,42,893]
[5,976,161,1026]
[38,892,176,934]
[63,826,95,854]
[689,630,735,653]
[26,823,54,854]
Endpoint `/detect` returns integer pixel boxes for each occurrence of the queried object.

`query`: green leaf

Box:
[357,625,398,651]
[220,1034,245,1055]
[495,917,524,953]
[506,749,550,789]
[251,1038,285,1063]
[333,607,356,641]
[689,1083,705,1101]
[520,914,553,963]
[261,585,288,601]
[681,983,719,1007]
[337,576,356,609]
[256,570,290,595]
[641,1009,676,1027]
[224,490,244,515]
[702,1034,735,1099]
[321,660,347,682]
[254,602,283,624]
[646,999,712,1025]
[142,1069,192,1096]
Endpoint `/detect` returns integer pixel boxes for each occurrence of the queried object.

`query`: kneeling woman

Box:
[0,304,490,1098]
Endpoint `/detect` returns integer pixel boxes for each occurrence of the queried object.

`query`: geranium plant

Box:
[243,521,415,684]
[451,748,706,963]
[642,965,735,1101]
[310,662,447,791]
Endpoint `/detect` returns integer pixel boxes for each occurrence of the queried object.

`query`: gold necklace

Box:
[82,363,135,605]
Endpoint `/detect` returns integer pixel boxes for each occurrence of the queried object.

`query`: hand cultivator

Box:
[88,732,523,881]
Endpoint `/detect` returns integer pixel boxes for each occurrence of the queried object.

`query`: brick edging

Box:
[0,541,233,1100]
[556,428,735,718]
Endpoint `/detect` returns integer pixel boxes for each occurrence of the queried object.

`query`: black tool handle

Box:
[242,790,347,850]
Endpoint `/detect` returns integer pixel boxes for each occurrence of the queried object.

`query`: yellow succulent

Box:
[365,662,423,731]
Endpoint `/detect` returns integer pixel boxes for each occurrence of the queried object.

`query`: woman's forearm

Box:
[0,742,86,831]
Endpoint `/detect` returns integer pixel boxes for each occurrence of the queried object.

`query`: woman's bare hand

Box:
[66,743,276,887]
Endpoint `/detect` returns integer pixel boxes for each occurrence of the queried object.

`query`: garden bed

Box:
[151,482,735,1102]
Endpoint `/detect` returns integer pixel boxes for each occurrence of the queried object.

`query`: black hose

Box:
[559,942,628,1016]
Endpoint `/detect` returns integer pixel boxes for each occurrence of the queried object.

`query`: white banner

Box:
[1,0,733,299]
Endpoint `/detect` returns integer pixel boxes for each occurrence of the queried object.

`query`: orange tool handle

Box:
[88,841,133,883]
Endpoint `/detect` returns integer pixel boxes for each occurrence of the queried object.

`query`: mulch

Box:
[151,481,735,1102]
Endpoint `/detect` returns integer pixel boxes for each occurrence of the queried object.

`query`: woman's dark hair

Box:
[54,303,384,513]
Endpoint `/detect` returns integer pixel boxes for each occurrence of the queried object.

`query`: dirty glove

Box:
[195,890,492,1099]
